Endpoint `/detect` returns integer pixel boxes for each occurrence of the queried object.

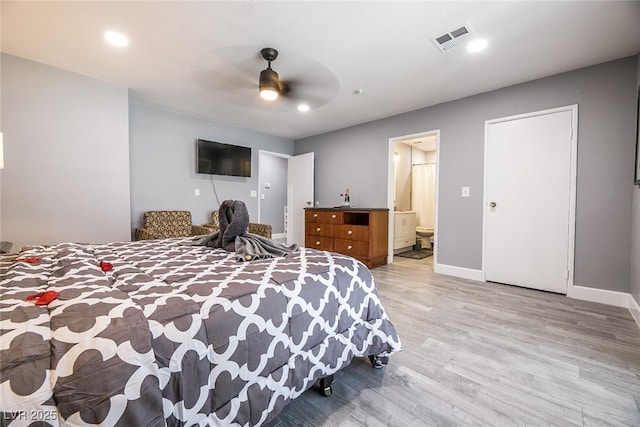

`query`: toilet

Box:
[415,226,434,250]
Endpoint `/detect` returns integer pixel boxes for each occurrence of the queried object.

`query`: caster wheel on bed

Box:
[323,386,333,397]
[318,374,334,397]
[368,355,389,368]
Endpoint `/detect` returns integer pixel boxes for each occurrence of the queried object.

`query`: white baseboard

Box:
[567,285,630,308]
[272,233,286,240]
[629,294,640,329]
[434,263,484,282]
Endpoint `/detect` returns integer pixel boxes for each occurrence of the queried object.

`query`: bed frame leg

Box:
[368,354,389,368]
[319,374,334,397]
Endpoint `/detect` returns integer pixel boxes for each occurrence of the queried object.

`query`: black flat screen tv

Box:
[197,139,251,177]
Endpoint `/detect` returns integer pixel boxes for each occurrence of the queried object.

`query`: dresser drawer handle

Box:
[313,213,318,218]
[331,214,336,219]
[315,241,321,246]
[347,245,353,250]
[347,230,353,235]
[317,227,321,232]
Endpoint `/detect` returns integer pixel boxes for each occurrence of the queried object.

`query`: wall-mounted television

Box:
[197,139,251,177]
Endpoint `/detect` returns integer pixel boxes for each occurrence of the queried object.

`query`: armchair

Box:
[135,211,210,240]
[202,210,272,239]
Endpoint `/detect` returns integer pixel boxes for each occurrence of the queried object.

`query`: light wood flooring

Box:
[266,255,640,426]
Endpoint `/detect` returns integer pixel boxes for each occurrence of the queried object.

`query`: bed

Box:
[0,236,401,426]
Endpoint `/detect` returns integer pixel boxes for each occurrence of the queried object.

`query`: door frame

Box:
[482,104,578,292]
[257,150,290,239]
[387,130,441,265]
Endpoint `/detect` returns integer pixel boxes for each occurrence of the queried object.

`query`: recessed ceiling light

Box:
[467,38,488,53]
[297,104,310,112]
[105,31,128,47]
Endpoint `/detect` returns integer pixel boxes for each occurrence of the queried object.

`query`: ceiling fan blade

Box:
[192,45,263,98]
[279,76,338,108]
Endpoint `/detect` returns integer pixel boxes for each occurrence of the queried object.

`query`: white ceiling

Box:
[2,1,640,140]
[399,134,438,152]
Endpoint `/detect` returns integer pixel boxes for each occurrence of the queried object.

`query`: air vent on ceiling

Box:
[431,23,475,53]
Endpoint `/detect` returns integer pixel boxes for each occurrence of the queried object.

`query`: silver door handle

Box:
[489,202,497,208]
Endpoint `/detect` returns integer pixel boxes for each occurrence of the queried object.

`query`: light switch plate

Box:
[194,188,200,197]
[461,187,470,198]
[250,190,257,198]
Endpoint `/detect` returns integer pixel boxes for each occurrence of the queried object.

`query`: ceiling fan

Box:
[258,47,285,101]
[192,45,339,110]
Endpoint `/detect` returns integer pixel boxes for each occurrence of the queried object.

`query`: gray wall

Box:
[0,54,131,250]
[258,152,287,234]
[296,56,638,294]
[631,54,640,305]
[129,103,294,232]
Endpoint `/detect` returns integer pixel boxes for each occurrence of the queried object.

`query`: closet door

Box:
[484,106,576,294]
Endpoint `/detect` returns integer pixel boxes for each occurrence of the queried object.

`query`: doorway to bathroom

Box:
[387,130,439,268]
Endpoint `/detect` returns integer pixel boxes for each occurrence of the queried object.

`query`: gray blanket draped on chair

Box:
[196,199,298,261]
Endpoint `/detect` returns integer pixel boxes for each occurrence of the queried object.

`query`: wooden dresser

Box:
[304,208,389,268]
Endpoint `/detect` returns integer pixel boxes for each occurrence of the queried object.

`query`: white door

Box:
[287,152,314,246]
[484,106,576,294]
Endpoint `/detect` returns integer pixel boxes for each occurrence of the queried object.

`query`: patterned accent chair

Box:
[135,211,210,240]
[202,210,272,239]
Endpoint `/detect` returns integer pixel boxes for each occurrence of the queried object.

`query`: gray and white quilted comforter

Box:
[0,237,401,426]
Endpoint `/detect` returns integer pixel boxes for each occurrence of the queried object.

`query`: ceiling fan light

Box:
[259,68,280,101]
[260,88,279,101]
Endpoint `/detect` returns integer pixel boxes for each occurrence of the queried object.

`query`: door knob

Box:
[489,202,497,208]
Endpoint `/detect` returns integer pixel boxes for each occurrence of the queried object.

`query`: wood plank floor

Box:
[266,255,640,426]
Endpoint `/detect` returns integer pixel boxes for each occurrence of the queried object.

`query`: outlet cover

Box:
[462,187,470,198]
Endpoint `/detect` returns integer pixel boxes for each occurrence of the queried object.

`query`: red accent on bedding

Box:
[26,290,60,305]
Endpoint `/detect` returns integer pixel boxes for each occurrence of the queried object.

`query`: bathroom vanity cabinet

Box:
[394,211,417,252]
[305,208,389,268]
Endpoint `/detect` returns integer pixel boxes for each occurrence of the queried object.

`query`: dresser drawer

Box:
[305,210,343,224]
[305,235,334,251]
[335,224,369,241]
[334,239,369,259]
[305,222,335,237]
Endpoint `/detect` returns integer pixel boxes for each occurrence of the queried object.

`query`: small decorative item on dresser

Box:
[340,188,350,207]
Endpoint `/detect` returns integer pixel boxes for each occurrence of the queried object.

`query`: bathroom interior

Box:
[393,134,437,262]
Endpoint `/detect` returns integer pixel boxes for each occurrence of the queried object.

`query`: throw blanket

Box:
[197,199,298,261]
